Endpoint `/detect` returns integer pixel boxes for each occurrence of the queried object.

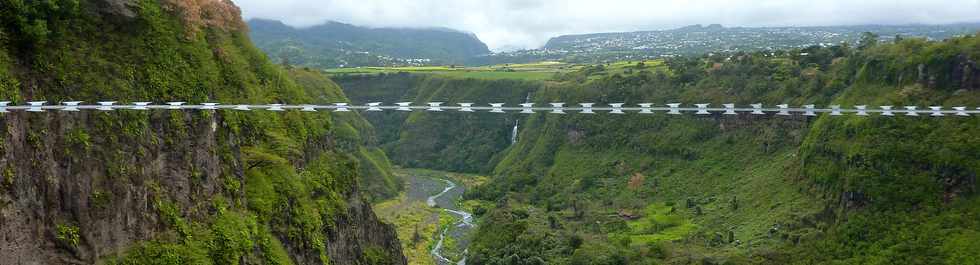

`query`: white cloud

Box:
[233,0,980,51]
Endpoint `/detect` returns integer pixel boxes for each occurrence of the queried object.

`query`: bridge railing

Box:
[0,101,977,117]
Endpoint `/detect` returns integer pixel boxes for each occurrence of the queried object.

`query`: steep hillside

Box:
[334,74,539,173]
[463,36,980,264]
[287,68,401,202]
[0,0,404,264]
[248,19,490,68]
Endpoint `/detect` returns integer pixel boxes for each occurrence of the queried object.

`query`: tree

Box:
[628,173,645,191]
[858,32,879,50]
[280,55,293,69]
[1,0,79,48]
[411,225,421,246]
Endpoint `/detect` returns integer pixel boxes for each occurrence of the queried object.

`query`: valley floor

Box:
[374,168,488,265]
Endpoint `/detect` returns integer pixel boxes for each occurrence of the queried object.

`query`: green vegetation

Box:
[490,23,980,64]
[336,74,539,173]
[248,18,490,68]
[287,67,402,201]
[373,168,488,265]
[622,203,698,246]
[374,196,440,265]
[1,0,402,264]
[4,1,979,264]
[325,60,667,82]
[56,223,81,247]
[460,34,980,264]
[325,61,579,81]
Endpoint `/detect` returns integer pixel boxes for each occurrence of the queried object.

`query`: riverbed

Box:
[420,176,474,265]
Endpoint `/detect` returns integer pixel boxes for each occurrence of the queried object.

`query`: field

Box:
[323,60,666,81]
[603,59,667,75]
[324,61,574,80]
[622,203,698,246]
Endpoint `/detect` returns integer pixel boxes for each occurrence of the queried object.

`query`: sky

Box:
[234,0,980,51]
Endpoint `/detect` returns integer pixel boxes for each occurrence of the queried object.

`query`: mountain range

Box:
[484,23,980,63]
[248,19,490,68]
[250,19,980,67]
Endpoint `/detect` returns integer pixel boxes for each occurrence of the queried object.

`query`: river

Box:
[423,177,474,265]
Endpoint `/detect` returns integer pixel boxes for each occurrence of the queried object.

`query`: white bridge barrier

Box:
[0,101,977,117]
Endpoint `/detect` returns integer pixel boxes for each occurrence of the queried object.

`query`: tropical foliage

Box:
[0,0,401,264]
[460,35,980,264]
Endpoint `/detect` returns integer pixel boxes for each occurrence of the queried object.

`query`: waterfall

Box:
[511,120,519,144]
[510,93,529,145]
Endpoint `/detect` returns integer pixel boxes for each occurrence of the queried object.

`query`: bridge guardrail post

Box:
[880,106,894,116]
[751,103,764,115]
[550,103,565,114]
[610,103,625,114]
[667,103,681,115]
[62,101,83,112]
[776,104,790,116]
[638,103,654,114]
[904,106,919,116]
[27,101,47,112]
[580,103,595,114]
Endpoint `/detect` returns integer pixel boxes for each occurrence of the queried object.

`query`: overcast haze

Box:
[234,0,980,51]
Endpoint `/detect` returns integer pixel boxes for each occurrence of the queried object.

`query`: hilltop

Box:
[248,19,491,68]
[479,23,980,64]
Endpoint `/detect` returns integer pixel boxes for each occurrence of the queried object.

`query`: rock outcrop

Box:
[0,1,406,264]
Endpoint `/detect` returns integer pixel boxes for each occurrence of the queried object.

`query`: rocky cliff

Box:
[0,0,405,264]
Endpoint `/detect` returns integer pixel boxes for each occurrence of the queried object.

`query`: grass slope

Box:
[466,35,980,264]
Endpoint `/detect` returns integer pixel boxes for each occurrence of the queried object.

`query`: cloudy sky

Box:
[234,0,980,51]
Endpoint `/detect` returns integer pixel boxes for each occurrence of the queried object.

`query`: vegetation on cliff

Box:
[456,35,979,264]
[335,74,538,173]
[0,0,404,264]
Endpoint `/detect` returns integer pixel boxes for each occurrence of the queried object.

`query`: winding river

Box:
[425,178,474,265]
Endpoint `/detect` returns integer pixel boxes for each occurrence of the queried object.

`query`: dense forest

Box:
[338,34,980,264]
[0,0,404,264]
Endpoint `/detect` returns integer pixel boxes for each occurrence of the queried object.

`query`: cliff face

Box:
[334,74,539,173]
[287,69,402,202]
[0,111,220,263]
[0,1,405,264]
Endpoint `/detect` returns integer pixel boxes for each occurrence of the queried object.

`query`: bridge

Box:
[1,101,978,117]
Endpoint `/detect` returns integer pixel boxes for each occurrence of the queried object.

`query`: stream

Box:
[424,178,474,265]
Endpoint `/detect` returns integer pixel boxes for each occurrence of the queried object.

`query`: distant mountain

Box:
[248,19,490,68]
[480,23,980,64]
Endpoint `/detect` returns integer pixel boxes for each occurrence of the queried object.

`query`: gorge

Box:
[0,1,978,265]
